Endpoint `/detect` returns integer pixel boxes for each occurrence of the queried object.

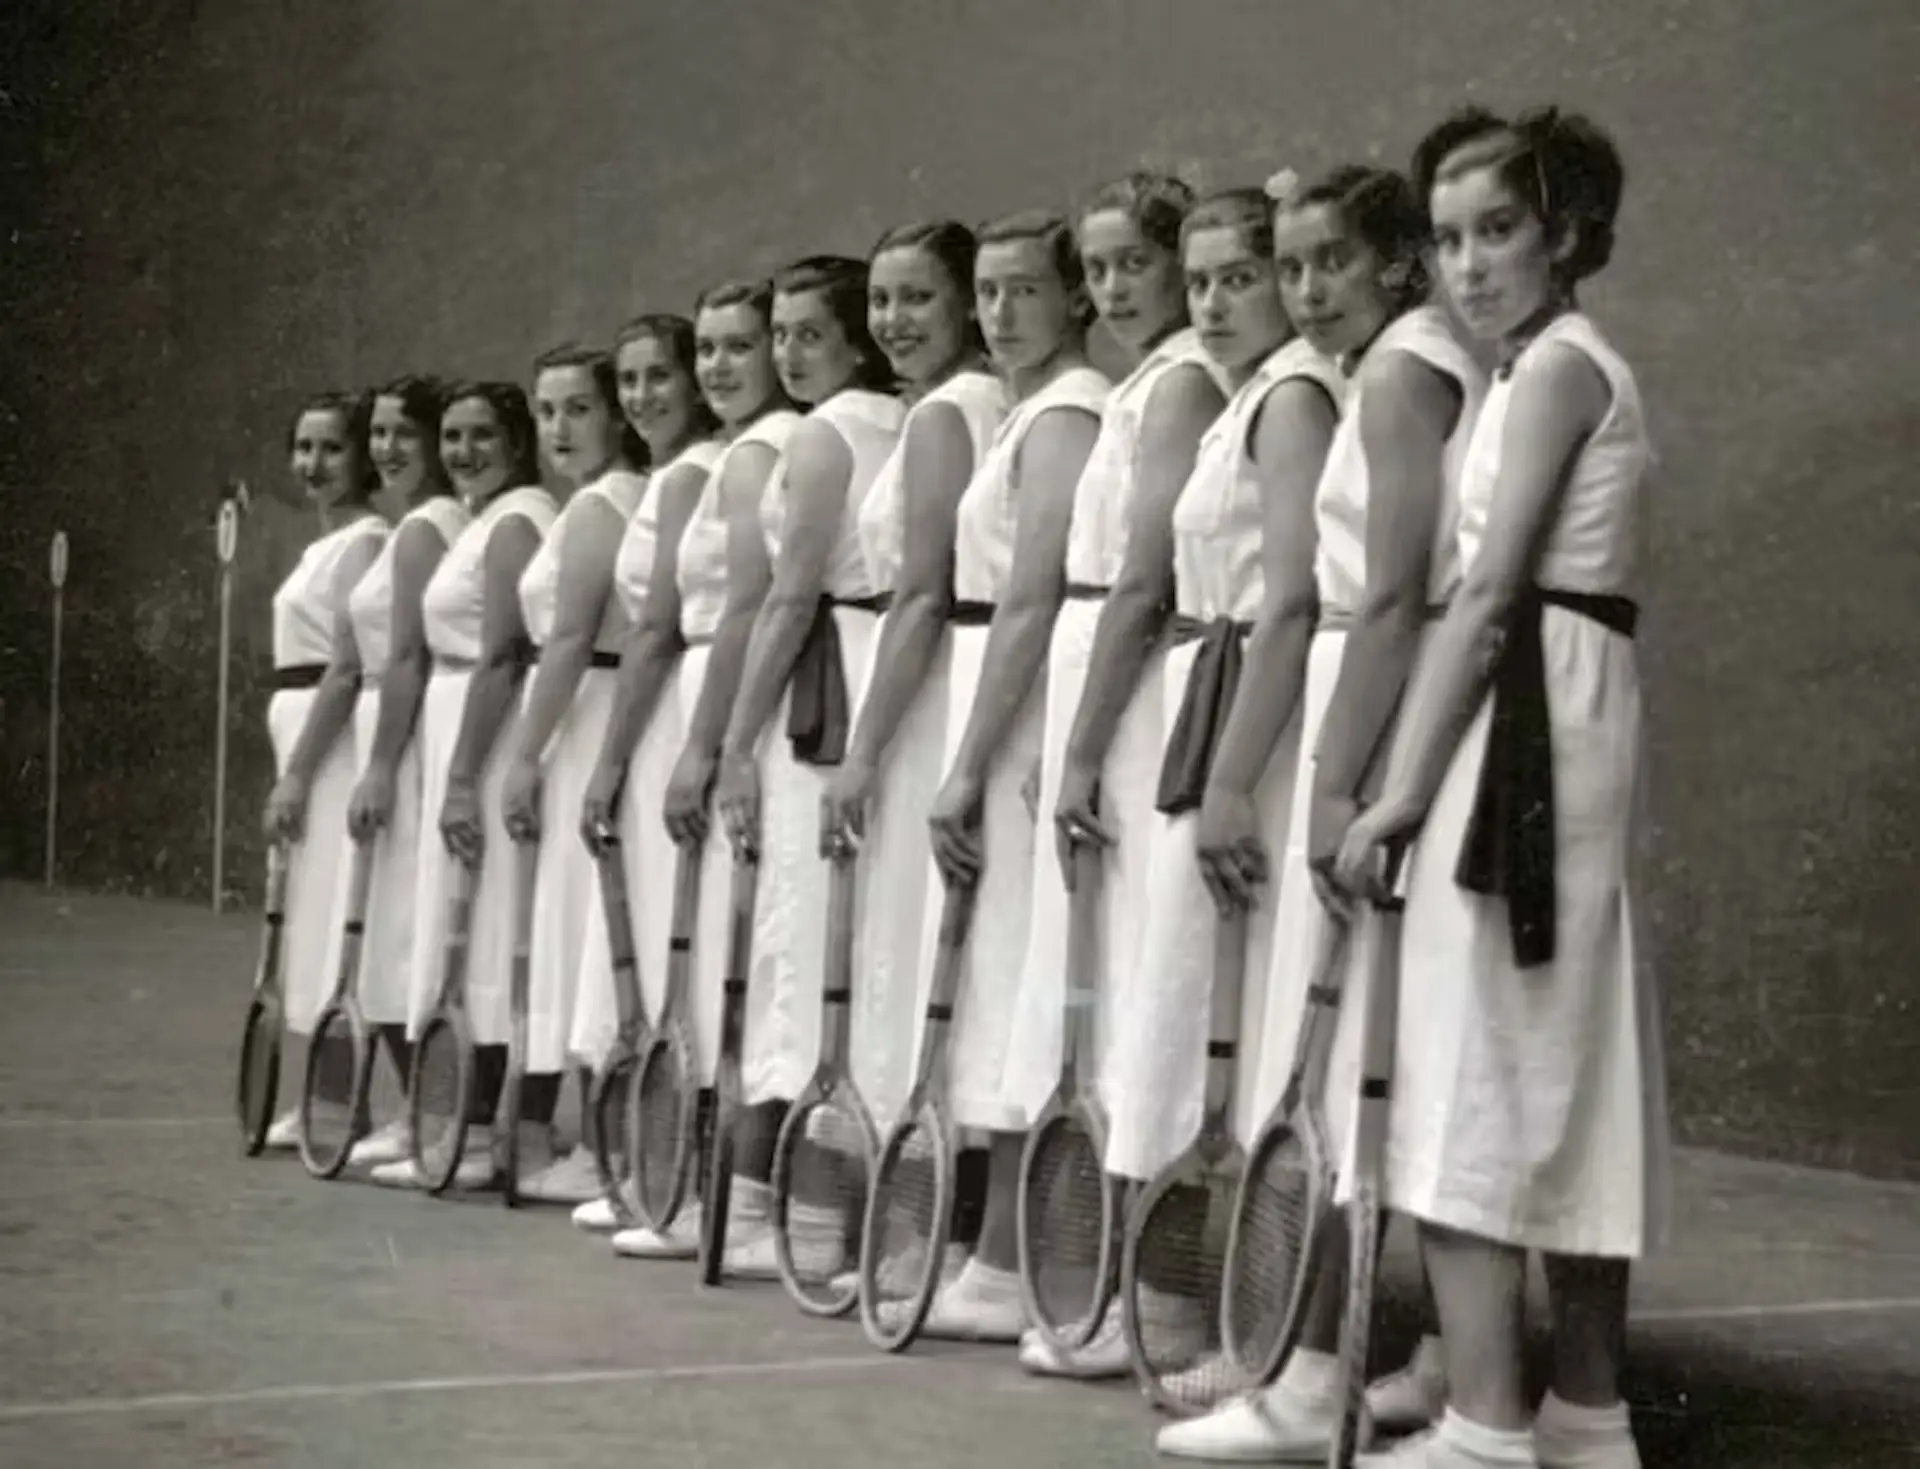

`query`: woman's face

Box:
[869,245,972,388]
[1184,222,1289,377]
[616,333,702,453]
[369,395,431,499]
[1078,206,1187,355]
[1272,200,1395,360]
[533,364,618,486]
[771,287,862,406]
[289,408,359,505]
[694,302,780,426]
[974,236,1079,377]
[1429,161,1557,343]
[440,395,514,502]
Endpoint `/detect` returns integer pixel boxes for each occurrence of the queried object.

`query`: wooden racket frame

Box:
[406,862,479,1196]
[500,840,540,1208]
[236,842,291,1156]
[587,829,648,1216]
[697,851,759,1287]
[298,839,378,1179]
[626,843,704,1233]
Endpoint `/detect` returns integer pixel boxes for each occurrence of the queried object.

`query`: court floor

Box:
[1,881,1915,1468]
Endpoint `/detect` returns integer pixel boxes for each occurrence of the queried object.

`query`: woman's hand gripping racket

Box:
[499,841,539,1208]
[1120,906,1252,1416]
[696,851,759,1287]
[857,879,978,1352]
[236,842,291,1156]
[1328,842,1408,1469]
[1219,916,1351,1384]
[771,848,879,1317]
[299,840,377,1178]
[407,863,479,1195]
[625,843,704,1233]
[1017,842,1123,1352]
[587,827,647,1217]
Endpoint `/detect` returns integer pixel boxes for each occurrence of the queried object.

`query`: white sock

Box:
[731,1176,772,1221]
[1276,1347,1340,1402]
[1534,1390,1633,1459]
[1438,1407,1539,1466]
[954,1258,1022,1299]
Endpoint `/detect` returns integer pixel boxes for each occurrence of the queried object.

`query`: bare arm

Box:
[448,516,540,785]
[281,532,383,785]
[509,493,627,767]
[1062,365,1222,772]
[678,443,780,760]
[363,519,448,774]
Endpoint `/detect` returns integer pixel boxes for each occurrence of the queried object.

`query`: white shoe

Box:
[912,1259,1027,1342]
[835,1238,968,1301]
[1533,1394,1639,1469]
[1157,1382,1365,1462]
[1017,1300,1129,1379]
[1366,1335,1448,1433]
[723,1220,781,1281]
[521,1145,602,1205]
[369,1157,424,1190]
[1357,1427,1491,1468]
[263,1110,301,1151]
[611,1206,703,1260]
[449,1126,499,1191]
[572,1195,621,1233]
[345,1119,410,1168]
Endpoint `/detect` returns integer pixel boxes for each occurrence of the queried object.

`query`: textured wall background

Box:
[3,0,1917,1177]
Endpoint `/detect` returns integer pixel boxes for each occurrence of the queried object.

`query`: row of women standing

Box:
[257,100,1667,1469]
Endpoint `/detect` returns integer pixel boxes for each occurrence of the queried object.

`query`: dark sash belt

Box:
[788,592,892,767]
[1063,581,1111,602]
[1455,586,1638,969]
[530,644,621,669]
[949,599,995,626]
[1154,614,1254,816]
[271,663,328,691]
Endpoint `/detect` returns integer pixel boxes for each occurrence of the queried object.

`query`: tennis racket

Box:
[697,851,759,1287]
[407,862,479,1195]
[771,849,879,1317]
[1328,844,1409,1469]
[1016,842,1123,1351]
[1219,917,1350,1384]
[298,840,377,1179]
[627,843,704,1232]
[236,842,291,1156]
[587,827,647,1216]
[499,840,540,1208]
[1120,907,1251,1416]
[857,879,977,1352]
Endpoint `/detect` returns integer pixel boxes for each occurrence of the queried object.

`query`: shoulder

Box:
[1144,359,1228,425]
[1510,337,1611,435]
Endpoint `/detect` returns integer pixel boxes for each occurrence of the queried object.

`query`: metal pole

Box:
[46,530,69,888]
[213,496,240,913]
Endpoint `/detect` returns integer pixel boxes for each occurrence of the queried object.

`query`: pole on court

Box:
[212,495,240,914]
[45,530,69,889]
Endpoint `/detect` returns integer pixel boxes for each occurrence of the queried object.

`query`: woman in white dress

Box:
[569,315,724,1233]
[918,211,1111,1336]
[336,377,471,1170]
[369,382,557,1191]
[1333,108,1667,1469]
[1159,164,1488,1460]
[497,346,651,1205]
[820,219,1005,1138]
[708,255,907,1279]
[1028,185,1345,1378]
[612,279,801,1261]
[258,392,388,1151]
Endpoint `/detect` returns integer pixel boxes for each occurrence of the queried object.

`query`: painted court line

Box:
[1636,1294,1920,1325]
[0,1115,226,1132]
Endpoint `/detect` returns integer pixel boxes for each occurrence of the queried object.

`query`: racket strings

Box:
[1025,1118,1113,1337]
[590,1061,636,1198]
[632,1050,688,1226]
[1131,1180,1244,1411]
[238,1017,278,1139]
[1224,1135,1316,1378]
[777,1095,869,1306]
[412,1025,466,1175]
[865,1117,943,1322]
[302,1017,364,1166]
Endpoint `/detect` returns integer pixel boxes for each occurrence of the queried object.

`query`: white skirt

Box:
[405,666,522,1046]
[1102,635,1305,1181]
[525,667,616,1074]
[570,662,687,1068]
[844,614,953,1132]
[999,598,1170,1129]
[907,622,1045,1132]
[741,607,880,1107]
[1378,607,1671,1258]
[267,686,360,1036]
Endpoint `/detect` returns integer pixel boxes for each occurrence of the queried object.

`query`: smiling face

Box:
[616,332,702,455]
[771,287,862,406]
[694,302,780,427]
[974,236,1080,377]
[869,244,973,388]
[440,395,514,502]
[1271,200,1396,361]
[369,394,431,499]
[289,408,359,505]
[1184,222,1289,378]
[1429,160,1560,343]
[1077,206,1187,356]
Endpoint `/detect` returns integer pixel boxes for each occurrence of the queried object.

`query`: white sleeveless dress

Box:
[1249,305,1486,1173]
[322,495,471,1027]
[846,369,1008,1130]
[571,440,725,1068]
[519,467,650,1074]
[267,513,388,1034]
[1000,327,1225,1129]
[1104,339,1346,1180]
[407,485,559,1043]
[908,366,1112,1132]
[674,412,802,1082]
[744,387,908,1107]
[1384,313,1671,1257]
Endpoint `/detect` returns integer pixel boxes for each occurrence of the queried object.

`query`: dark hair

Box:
[532,342,648,472]
[975,208,1094,330]
[772,254,896,393]
[1179,187,1277,261]
[613,313,722,442]
[287,390,379,500]
[1292,164,1431,310]
[440,379,540,487]
[1412,104,1623,283]
[371,375,451,501]
[870,218,988,359]
[694,276,775,325]
[1078,170,1196,254]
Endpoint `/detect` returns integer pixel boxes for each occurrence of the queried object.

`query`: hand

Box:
[1332,793,1425,902]
[263,775,310,844]
[663,745,717,849]
[580,760,626,857]
[714,749,761,862]
[1195,784,1267,916]
[440,776,485,869]
[347,763,396,843]
[1051,758,1111,885]
[1306,790,1362,920]
[927,768,985,890]
[820,755,877,859]
[500,755,543,846]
